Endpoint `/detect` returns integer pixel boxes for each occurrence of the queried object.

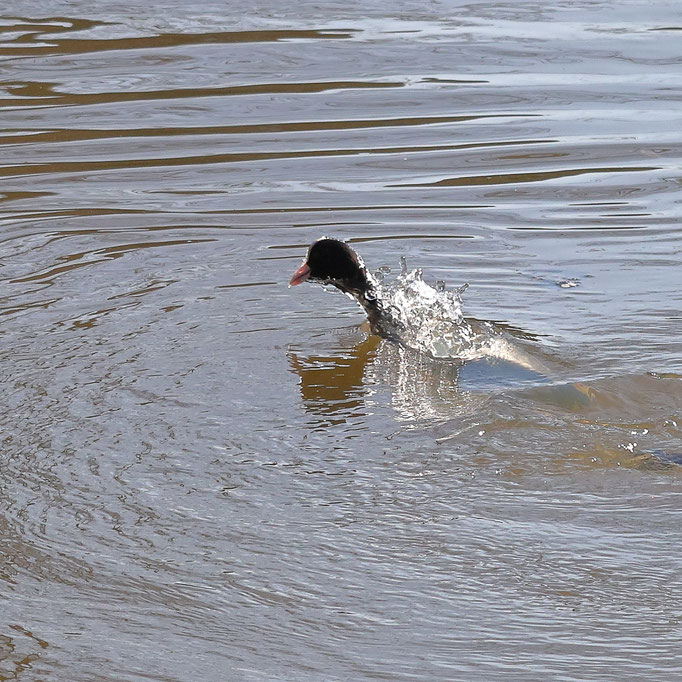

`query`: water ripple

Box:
[1,2,681,680]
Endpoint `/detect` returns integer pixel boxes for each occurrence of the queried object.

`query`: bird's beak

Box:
[289,262,311,286]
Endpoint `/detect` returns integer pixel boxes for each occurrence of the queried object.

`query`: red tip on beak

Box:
[289,262,311,286]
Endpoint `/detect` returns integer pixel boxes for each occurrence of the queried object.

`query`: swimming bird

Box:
[289,237,389,335]
[289,237,552,374]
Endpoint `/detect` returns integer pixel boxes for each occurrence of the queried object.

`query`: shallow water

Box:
[1,1,681,680]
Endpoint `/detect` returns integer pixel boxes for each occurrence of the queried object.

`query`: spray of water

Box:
[366,258,476,360]
[368,257,542,371]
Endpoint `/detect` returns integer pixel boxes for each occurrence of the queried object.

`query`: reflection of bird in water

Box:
[287,335,380,424]
[287,331,489,425]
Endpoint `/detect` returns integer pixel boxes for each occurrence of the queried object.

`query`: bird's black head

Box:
[289,237,393,335]
[290,238,369,294]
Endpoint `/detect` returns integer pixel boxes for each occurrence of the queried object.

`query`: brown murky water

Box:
[1,1,681,680]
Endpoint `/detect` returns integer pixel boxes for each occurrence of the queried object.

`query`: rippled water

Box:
[1,1,681,680]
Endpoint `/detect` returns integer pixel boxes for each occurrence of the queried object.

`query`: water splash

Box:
[370,258,477,360]
[369,258,543,371]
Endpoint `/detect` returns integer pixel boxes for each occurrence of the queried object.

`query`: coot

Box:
[289,238,388,334]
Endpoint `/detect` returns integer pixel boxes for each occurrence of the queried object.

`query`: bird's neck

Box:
[335,276,400,340]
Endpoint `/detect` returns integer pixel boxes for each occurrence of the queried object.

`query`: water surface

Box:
[1,1,681,680]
